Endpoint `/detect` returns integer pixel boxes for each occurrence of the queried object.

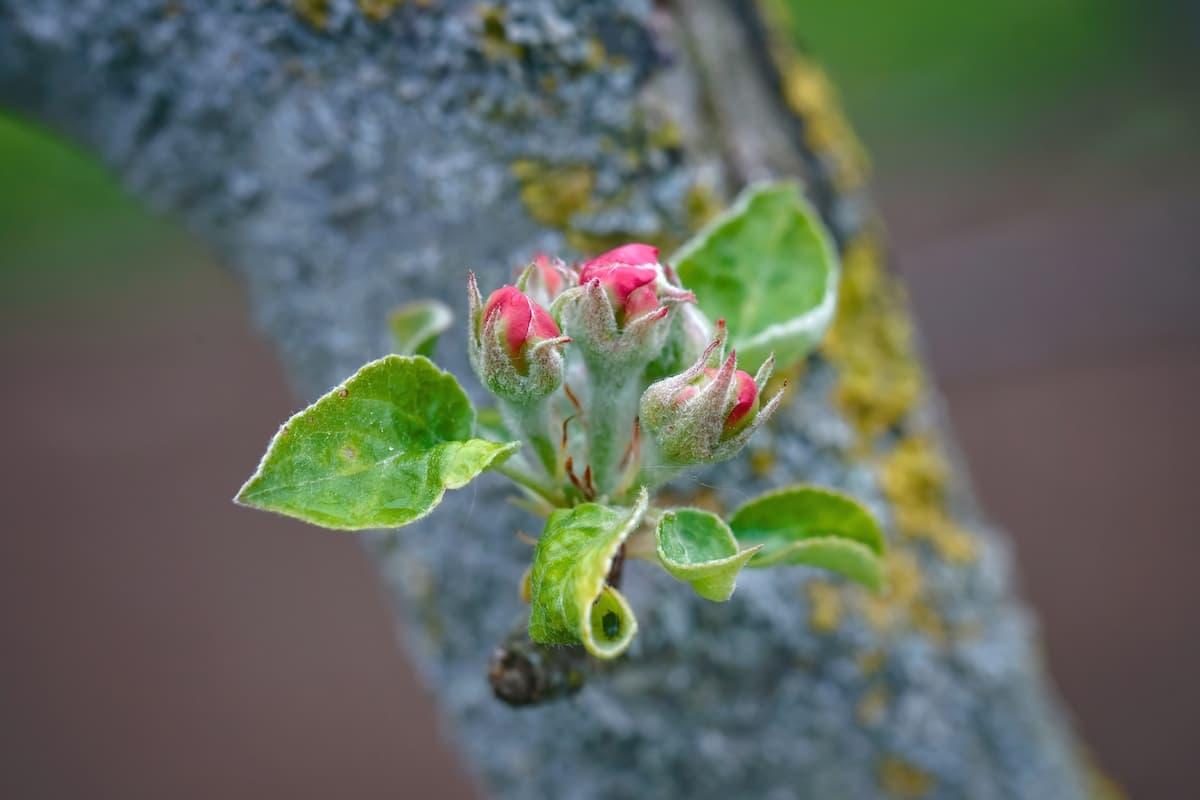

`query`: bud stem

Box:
[623,462,683,500]
[499,397,559,479]
[585,370,640,496]
[491,458,564,507]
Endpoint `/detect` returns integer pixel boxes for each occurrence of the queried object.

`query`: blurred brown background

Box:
[1,2,1197,797]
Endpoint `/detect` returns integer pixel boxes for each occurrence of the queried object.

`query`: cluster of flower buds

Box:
[468,273,571,405]
[469,244,784,491]
[640,320,783,466]
[559,244,696,371]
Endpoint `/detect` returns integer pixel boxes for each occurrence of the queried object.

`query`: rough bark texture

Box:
[1,1,1096,797]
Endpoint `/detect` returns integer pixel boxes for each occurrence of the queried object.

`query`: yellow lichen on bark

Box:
[757,0,871,192]
[881,437,978,564]
[358,0,403,22]
[806,580,843,633]
[820,232,978,567]
[477,4,525,61]
[856,548,947,643]
[748,446,776,477]
[584,37,607,71]
[857,684,889,727]
[293,0,330,30]
[858,648,885,676]
[778,60,870,192]
[878,756,935,798]
[822,237,923,446]
[684,182,723,230]
[510,160,596,229]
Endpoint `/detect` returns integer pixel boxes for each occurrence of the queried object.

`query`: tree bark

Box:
[0,1,1097,797]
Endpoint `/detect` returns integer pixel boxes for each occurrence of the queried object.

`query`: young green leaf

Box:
[672,181,839,371]
[389,299,453,358]
[655,508,762,602]
[528,489,648,659]
[728,486,886,591]
[236,355,518,530]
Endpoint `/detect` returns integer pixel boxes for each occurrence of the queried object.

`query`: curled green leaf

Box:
[672,181,839,372]
[389,299,453,357]
[528,489,648,659]
[236,355,518,531]
[655,508,761,601]
[728,486,886,592]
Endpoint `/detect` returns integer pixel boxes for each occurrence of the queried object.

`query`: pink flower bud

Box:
[559,243,696,374]
[576,242,695,328]
[674,367,760,437]
[639,321,782,466]
[725,369,760,433]
[520,253,571,308]
[623,283,660,322]
[581,243,660,269]
[468,274,569,404]
[483,285,562,368]
[579,261,659,324]
[533,254,565,296]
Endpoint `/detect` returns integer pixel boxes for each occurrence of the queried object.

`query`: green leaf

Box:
[672,181,839,371]
[728,486,886,591]
[236,355,518,531]
[388,299,453,358]
[528,489,648,659]
[655,508,761,601]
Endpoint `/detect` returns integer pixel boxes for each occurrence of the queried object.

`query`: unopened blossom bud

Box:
[519,254,573,308]
[674,367,760,436]
[468,274,570,404]
[579,247,660,325]
[562,243,695,370]
[640,321,783,465]
[582,242,661,271]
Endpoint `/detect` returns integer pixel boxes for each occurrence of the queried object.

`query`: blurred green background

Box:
[2,2,1197,799]
[784,0,1195,158]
